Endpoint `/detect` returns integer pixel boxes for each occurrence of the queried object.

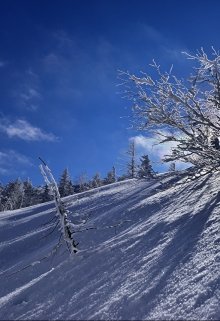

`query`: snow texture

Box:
[0,173,219,320]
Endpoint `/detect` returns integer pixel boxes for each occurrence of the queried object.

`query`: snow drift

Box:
[0,172,219,320]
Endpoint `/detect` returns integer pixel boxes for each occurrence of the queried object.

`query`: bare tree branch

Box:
[119,48,220,171]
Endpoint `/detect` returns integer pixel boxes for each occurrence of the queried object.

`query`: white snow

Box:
[0,173,219,320]
[0,268,54,308]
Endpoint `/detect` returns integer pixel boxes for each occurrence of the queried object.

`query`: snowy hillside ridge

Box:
[0,172,219,320]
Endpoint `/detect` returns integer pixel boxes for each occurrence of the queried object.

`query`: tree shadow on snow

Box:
[140,191,220,316]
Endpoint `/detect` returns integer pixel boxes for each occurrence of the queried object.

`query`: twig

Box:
[5,235,64,278]
[40,221,59,240]
[41,215,58,227]
[74,220,131,234]
[39,156,47,166]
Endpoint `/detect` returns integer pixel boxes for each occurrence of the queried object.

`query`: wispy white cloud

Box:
[130,133,177,159]
[41,30,118,98]
[20,88,41,101]
[0,150,33,176]
[0,167,9,175]
[0,118,58,142]
[0,150,32,166]
[19,87,41,111]
[130,133,189,170]
[142,25,166,44]
[43,53,61,66]
[139,23,189,66]
[12,68,42,111]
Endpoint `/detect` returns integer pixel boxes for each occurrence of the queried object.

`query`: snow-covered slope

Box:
[0,172,219,320]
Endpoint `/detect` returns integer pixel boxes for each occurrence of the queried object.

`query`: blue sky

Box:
[1,0,220,185]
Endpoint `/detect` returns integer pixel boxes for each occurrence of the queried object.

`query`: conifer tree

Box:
[22,179,35,207]
[59,168,74,197]
[169,163,176,172]
[104,166,116,184]
[137,155,155,178]
[0,183,4,211]
[41,184,52,203]
[78,173,89,192]
[2,179,24,210]
[91,172,103,188]
[127,140,136,178]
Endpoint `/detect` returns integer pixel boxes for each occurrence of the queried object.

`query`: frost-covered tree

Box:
[40,184,52,203]
[119,48,220,172]
[91,172,103,188]
[2,179,24,210]
[22,179,35,207]
[117,174,129,181]
[104,166,116,184]
[59,168,74,197]
[169,163,176,172]
[78,173,89,192]
[38,159,132,259]
[112,166,116,182]
[40,160,79,254]
[0,183,4,211]
[127,140,137,178]
[137,155,155,178]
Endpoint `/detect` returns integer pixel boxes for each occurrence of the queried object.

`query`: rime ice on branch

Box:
[119,48,220,171]
[39,160,78,254]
